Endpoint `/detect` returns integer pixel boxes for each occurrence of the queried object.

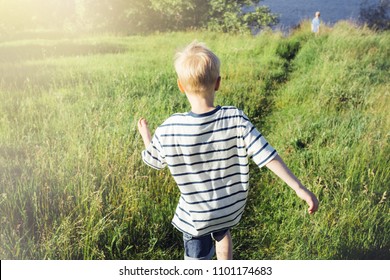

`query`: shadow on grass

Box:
[0,146,28,187]
[0,63,60,90]
[0,42,127,63]
[336,244,390,260]
[0,30,81,43]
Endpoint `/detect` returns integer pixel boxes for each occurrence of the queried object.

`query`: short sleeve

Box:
[141,133,167,170]
[240,111,277,168]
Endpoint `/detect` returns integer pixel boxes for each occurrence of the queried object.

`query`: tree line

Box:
[0,0,278,34]
[1,0,387,35]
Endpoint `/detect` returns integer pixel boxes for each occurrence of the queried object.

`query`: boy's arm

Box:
[265,154,319,214]
[137,118,167,170]
[137,118,152,148]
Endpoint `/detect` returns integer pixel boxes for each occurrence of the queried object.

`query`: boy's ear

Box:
[215,76,221,91]
[177,79,186,93]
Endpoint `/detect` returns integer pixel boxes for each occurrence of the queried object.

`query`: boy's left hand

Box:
[296,188,319,214]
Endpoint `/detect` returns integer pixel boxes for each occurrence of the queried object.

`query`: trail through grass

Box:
[0,22,389,259]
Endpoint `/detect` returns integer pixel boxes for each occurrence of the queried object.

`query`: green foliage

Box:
[359,0,390,31]
[207,0,244,33]
[82,0,278,33]
[0,0,278,34]
[0,23,389,259]
[207,1,278,33]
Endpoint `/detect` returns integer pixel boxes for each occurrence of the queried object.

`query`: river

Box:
[259,0,382,31]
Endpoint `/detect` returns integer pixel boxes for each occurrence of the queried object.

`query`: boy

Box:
[137,41,319,260]
[311,11,321,34]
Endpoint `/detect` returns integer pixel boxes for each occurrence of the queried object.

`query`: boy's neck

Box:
[186,91,216,114]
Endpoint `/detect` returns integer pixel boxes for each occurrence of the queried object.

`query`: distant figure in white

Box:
[311,11,321,34]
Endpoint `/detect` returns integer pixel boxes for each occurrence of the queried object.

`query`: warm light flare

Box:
[0,0,77,31]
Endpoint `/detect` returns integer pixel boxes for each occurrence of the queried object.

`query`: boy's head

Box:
[174,41,220,96]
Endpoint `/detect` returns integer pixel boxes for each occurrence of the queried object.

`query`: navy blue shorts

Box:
[183,229,229,260]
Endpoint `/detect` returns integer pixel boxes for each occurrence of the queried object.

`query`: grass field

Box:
[0,22,389,260]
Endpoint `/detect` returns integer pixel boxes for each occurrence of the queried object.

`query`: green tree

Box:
[359,0,390,31]
[207,0,278,33]
[82,0,278,33]
[0,0,278,34]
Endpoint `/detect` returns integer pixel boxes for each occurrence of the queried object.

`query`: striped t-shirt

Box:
[141,105,277,237]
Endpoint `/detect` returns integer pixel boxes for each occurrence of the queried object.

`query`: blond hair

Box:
[174,41,220,95]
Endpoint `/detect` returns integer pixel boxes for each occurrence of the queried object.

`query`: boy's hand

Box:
[307,192,319,214]
[266,155,319,214]
[137,118,152,148]
[295,188,319,214]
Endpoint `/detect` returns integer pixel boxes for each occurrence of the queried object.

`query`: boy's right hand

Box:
[137,118,152,148]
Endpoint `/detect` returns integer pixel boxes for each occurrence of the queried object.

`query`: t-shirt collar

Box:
[188,105,221,118]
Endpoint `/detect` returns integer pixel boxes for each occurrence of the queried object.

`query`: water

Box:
[259,0,382,31]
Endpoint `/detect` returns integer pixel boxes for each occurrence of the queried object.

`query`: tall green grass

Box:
[0,22,389,259]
